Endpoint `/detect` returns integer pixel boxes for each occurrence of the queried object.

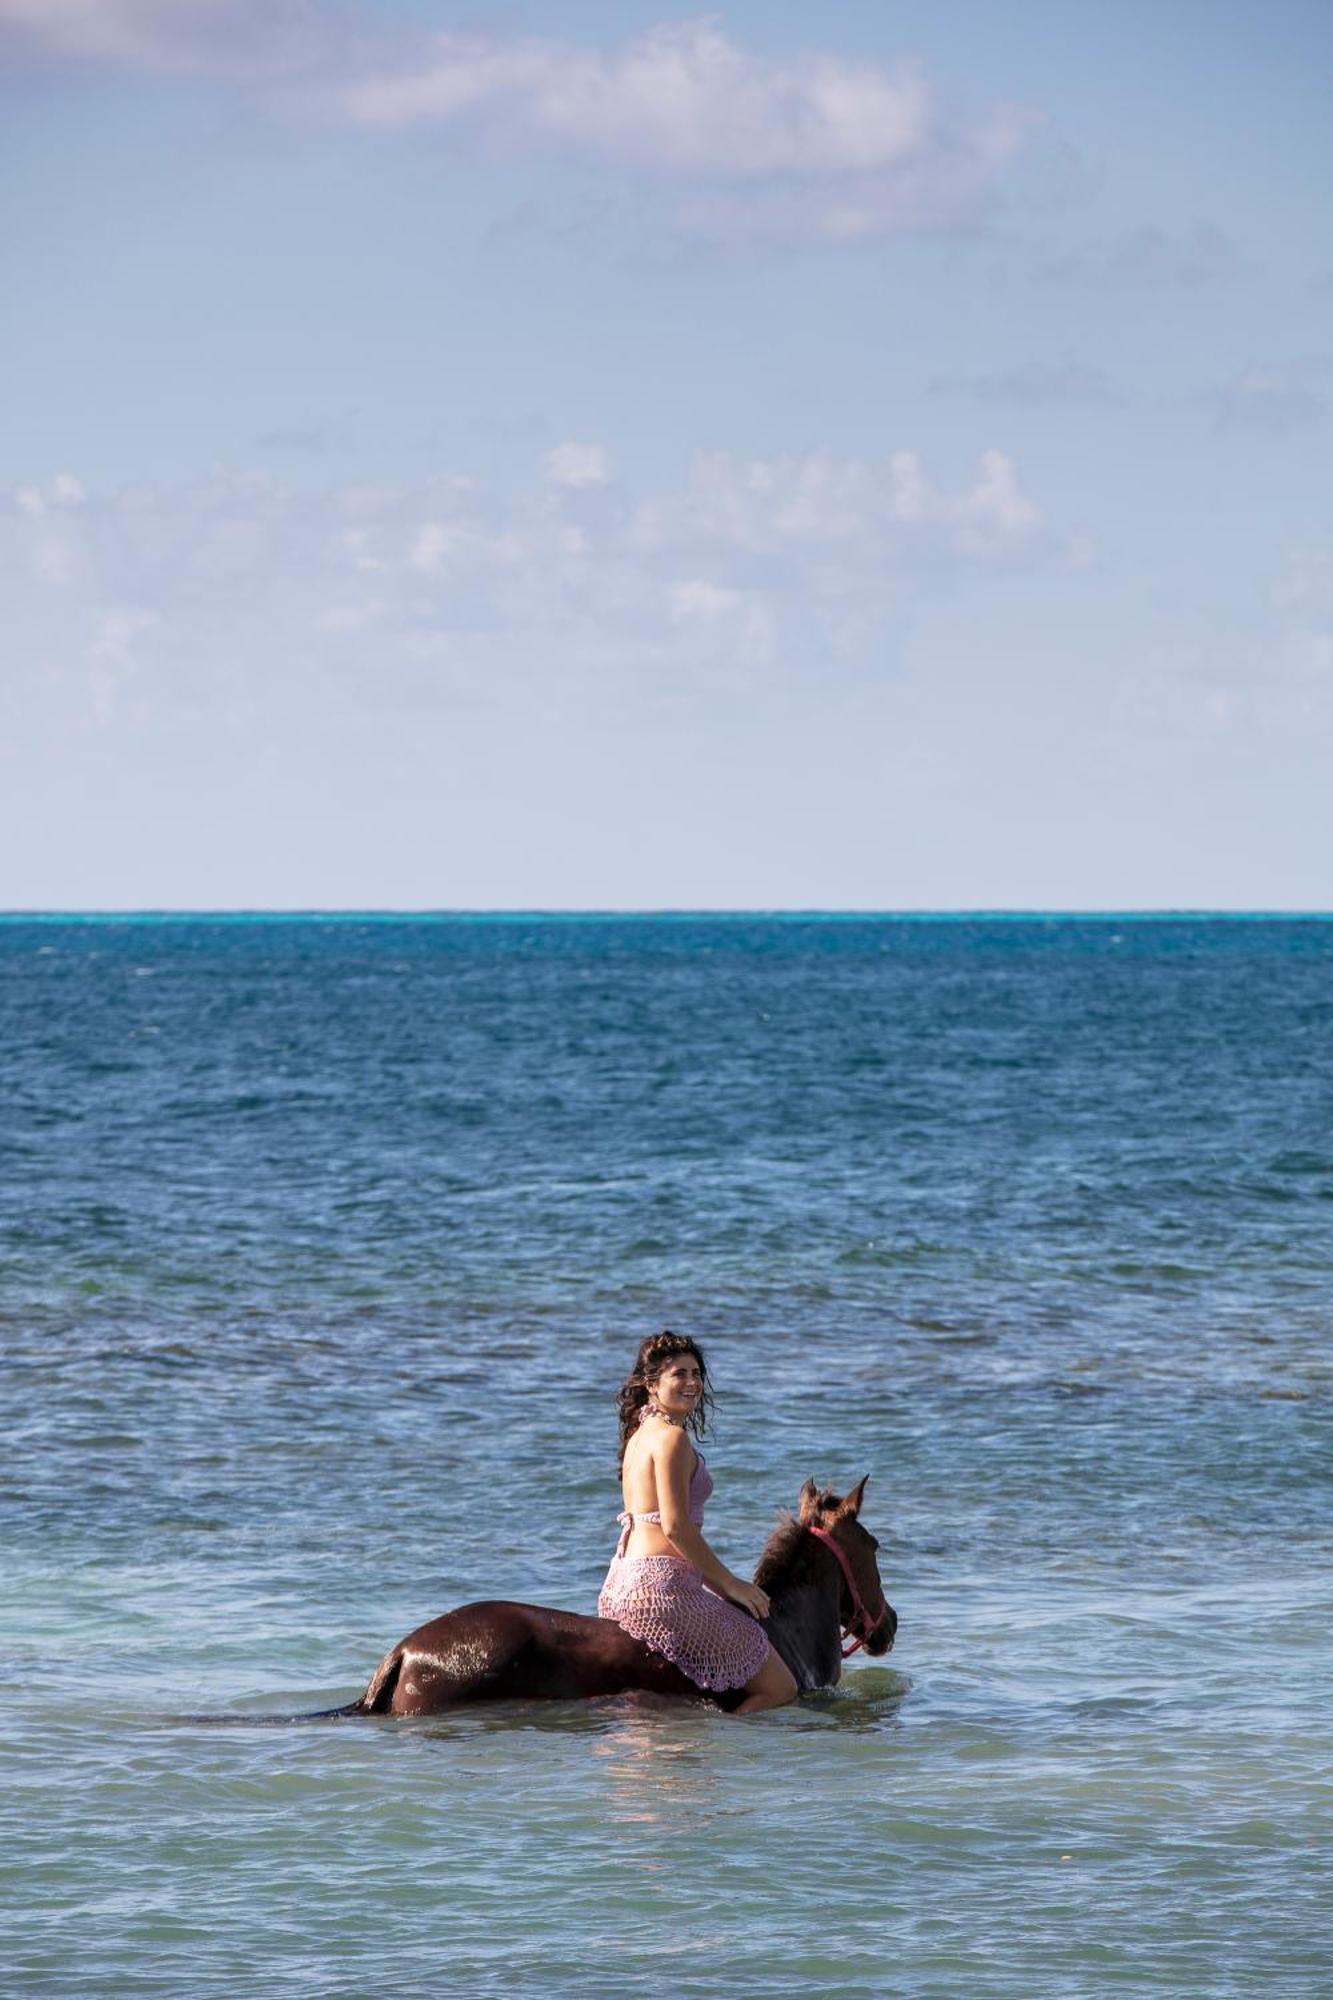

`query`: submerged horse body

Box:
[331,1478,895,1718]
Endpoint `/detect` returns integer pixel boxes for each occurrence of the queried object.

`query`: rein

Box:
[807,1524,888,1659]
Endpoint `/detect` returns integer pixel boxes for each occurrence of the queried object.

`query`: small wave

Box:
[1266,1150,1333,1179]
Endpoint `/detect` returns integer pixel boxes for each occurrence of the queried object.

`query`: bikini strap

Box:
[616,1507,663,1556]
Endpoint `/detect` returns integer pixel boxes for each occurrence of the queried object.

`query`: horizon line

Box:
[2,907,1331,922]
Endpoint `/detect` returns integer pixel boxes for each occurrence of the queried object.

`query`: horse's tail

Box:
[173,1699,366,1726]
[291,1643,404,1719]
[355,1643,406,1716]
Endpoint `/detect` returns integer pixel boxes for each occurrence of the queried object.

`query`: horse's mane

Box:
[754,1513,822,1592]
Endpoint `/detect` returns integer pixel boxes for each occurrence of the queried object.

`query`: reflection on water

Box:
[593,1707,722,1838]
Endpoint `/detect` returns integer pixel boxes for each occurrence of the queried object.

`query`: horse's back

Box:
[359,1600,703,1713]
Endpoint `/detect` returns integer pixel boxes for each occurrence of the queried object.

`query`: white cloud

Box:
[344,22,930,173]
[544,441,611,490]
[670,578,746,620]
[340,20,1034,244]
[900,447,1042,552]
[636,449,873,553]
[669,99,1034,245]
[13,471,85,517]
[635,446,1054,562]
[669,577,773,663]
[7,443,1073,726]
[407,515,522,575]
[408,522,453,574]
[11,471,88,583]
[90,602,160,665]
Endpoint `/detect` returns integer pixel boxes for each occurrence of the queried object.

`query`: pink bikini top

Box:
[616,1452,713,1555]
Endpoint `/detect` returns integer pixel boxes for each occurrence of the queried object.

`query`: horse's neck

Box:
[764,1549,844,1693]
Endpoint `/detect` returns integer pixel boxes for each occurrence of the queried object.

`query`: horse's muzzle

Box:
[866,1606,897,1655]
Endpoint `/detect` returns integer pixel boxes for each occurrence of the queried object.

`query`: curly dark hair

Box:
[615,1330,713,1465]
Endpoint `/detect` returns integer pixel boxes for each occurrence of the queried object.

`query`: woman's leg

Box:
[734,1647,798,1715]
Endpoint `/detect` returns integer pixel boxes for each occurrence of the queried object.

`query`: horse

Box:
[318,1475,895,1718]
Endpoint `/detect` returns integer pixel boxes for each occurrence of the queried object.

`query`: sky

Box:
[2,0,1330,910]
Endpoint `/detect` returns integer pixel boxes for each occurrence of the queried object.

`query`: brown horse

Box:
[320,1476,895,1718]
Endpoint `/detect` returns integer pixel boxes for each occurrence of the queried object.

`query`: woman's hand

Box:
[723,1575,770,1620]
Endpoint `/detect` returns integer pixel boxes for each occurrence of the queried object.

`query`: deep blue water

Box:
[3,916,1330,1996]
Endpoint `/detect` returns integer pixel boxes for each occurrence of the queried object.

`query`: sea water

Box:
[2,915,1330,1998]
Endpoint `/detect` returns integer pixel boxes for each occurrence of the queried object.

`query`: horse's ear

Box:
[839,1475,869,1517]
[798,1478,820,1522]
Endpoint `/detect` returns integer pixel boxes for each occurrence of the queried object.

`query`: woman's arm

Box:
[654,1428,770,1620]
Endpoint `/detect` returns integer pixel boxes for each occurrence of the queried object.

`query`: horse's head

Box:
[799,1475,897,1657]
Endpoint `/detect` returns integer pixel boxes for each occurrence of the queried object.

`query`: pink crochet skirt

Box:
[597,1554,770,1692]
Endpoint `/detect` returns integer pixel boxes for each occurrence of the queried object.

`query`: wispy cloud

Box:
[930,358,1123,408]
[1270,541,1333,618]
[11,470,88,585]
[7,442,1078,722]
[1204,362,1328,434]
[1042,221,1247,290]
[669,576,774,664]
[87,604,161,722]
[544,441,612,490]
[632,446,1058,562]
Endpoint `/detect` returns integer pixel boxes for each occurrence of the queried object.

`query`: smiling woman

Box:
[597,1331,799,1714]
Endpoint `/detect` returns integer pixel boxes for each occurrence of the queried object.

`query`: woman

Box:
[597,1331,797,1714]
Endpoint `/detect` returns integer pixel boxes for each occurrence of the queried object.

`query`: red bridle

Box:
[808,1524,888,1658]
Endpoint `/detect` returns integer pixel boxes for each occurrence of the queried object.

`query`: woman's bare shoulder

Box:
[627,1417,690,1467]
[637,1415,687,1449]
[647,1423,697,1475]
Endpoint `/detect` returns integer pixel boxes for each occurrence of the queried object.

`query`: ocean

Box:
[2,915,1330,1997]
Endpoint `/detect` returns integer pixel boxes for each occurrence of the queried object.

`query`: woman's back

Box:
[617,1427,712,1558]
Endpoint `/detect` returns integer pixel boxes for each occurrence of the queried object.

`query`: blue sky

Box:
[2,0,1330,908]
